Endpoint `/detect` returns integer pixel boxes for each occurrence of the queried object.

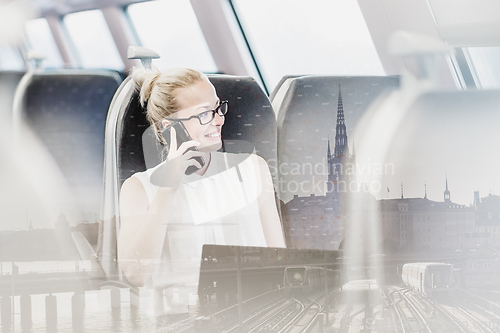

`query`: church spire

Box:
[444,175,451,202]
[327,137,332,160]
[334,84,349,158]
[326,137,338,196]
[424,181,427,199]
[401,182,404,199]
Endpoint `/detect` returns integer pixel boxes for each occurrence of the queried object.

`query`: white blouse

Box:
[132,152,266,292]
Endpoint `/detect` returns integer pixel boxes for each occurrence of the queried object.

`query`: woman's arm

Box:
[119,128,205,286]
[254,155,286,248]
[118,177,175,287]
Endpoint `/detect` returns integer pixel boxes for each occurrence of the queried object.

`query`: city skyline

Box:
[278,81,500,207]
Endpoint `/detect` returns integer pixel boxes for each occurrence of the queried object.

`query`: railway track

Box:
[281,290,339,333]
[197,285,500,333]
[403,288,500,333]
[222,296,297,332]
[383,286,431,333]
[441,299,496,333]
[222,290,334,333]
[379,286,499,333]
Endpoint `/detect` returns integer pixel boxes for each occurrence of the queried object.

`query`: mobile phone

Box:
[162,121,205,175]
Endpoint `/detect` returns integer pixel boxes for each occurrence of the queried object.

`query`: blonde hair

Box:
[132,67,207,144]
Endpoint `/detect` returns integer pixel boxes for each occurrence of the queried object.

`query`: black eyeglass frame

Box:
[165,100,228,125]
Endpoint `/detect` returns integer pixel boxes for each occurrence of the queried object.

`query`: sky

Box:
[372,90,500,206]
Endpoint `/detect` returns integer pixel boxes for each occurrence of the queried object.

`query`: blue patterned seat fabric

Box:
[21,71,122,213]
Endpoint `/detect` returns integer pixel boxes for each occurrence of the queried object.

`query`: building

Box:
[283,193,343,249]
[282,85,354,250]
[379,197,475,251]
[474,192,500,249]
[378,178,477,251]
[461,258,500,288]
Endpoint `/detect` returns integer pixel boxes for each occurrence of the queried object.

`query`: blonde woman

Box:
[117,68,284,312]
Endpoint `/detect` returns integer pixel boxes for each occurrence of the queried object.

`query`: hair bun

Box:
[132,67,160,107]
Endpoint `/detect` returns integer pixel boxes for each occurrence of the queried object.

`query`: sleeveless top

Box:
[132,152,267,291]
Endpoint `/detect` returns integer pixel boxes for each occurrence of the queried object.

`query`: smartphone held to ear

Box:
[162,122,205,175]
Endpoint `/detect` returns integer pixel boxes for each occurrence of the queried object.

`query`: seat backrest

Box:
[0,70,25,120]
[12,69,122,226]
[99,74,277,278]
[275,75,400,249]
[210,75,277,161]
[269,74,304,117]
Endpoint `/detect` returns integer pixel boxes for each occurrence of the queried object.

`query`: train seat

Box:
[276,75,400,169]
[275,75,400,249]
[0,70,25,121]
[99,63,277,279]
[269,74,304,117]
[12,69,122,206]
[11,69,121,275]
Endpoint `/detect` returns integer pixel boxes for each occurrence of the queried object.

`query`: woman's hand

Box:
[151,126,204,187]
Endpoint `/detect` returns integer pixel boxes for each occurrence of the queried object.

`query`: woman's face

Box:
[169,79,224,152]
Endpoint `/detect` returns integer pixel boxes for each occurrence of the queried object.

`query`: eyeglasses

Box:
[166,100,228,125]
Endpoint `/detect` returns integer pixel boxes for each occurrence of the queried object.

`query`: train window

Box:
[127,0,217,72]
[0,43,24,70]
[24,18,63,69]
[427,0,499,25]
[231,0,384,89]
[63,10,123,70]
[465,47,500,89]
